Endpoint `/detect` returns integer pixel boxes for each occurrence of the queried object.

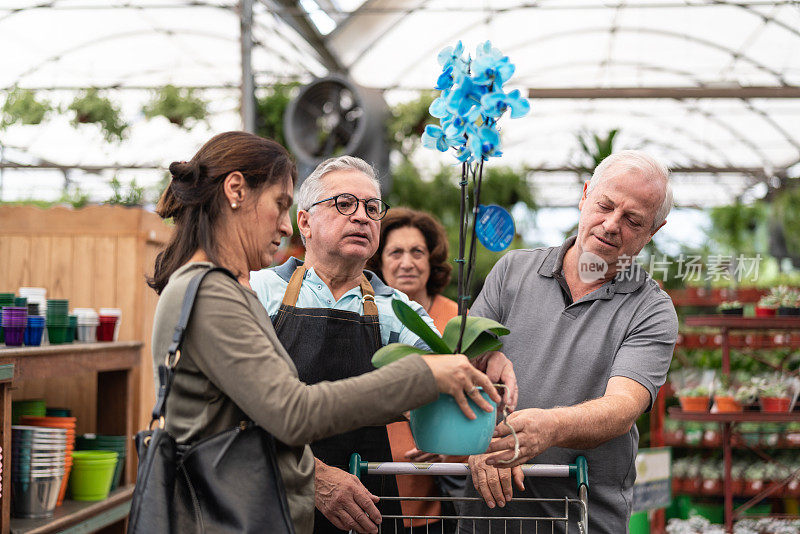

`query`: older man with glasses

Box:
[250,155,515,534]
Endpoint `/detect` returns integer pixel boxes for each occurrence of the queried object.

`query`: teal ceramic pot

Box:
[410,389,496,455]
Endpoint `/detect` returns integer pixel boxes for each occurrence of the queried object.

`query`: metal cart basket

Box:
[348,454,589,534]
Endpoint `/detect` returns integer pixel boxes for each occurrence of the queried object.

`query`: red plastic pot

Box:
[760,397,791,413]
[788,478,800,497]
[755,306,777,317]
[783,431,800,447]
[672,477,683,494]
[732,479,745,496]
[96,316,117,342]
[679,396,710,412]
[684,478,702,494]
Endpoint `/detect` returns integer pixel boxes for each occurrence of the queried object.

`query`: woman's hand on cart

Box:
[315,458,382,533]
[484,408,556,468]
[468,454,525,508]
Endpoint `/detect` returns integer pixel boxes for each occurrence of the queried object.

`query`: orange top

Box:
[386,294,459,527]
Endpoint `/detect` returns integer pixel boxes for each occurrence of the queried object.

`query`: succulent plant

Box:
[677,385,711,397]
[757,294,781,308]
[718,300,743,311]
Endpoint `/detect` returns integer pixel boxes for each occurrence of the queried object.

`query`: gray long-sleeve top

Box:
[151,262,438,533]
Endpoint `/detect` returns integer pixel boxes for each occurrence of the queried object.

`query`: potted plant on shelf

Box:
[671,457,689,494]
[142,85,208,128]
[755,294,780,317]
[783,421,800,447]
[778,288,800,316]
[759,382,791,412]
[677,385,711,412]
[684,422,704,446]
[743,464,766,496]
[702,422,722,447]
[663,418,685,446]
[713,378,756,413]
[760,422,783,448]
[684,457,702,494]
[718,300,744,316]
[700,461,723,495]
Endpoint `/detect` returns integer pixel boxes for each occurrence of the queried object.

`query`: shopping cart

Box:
[348,453,589,533]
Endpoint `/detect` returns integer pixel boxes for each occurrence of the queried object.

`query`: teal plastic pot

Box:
[409,389,496,455]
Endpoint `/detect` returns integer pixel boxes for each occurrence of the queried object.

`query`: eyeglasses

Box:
[309,193,390,221]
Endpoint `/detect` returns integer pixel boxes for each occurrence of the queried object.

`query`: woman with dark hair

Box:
[368,207,457,333]
[367,207,461,530]
[147,132,499,534]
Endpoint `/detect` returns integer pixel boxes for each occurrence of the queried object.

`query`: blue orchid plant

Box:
[372,41,528,367]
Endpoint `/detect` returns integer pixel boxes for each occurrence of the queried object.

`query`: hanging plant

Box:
[1,88,52,128]
[143,85,208,128]
[69,89,127,142]
[255,82,300,147]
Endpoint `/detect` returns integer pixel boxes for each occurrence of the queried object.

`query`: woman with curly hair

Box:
[368,207,457,333]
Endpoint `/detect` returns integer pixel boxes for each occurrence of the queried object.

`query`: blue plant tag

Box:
[476,204,515,252]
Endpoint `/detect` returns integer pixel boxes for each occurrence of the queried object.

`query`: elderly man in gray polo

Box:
[460,150,679,533]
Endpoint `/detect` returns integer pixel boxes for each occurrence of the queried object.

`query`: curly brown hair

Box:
[368,207,452,296]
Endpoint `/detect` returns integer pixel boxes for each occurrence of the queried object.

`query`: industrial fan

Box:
[283,75,390,190]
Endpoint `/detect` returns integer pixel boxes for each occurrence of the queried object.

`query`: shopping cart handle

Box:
[572,456,589,492]
[349,452,367,478]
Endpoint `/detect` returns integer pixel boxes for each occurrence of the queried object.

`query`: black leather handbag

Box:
[128,267,296,534]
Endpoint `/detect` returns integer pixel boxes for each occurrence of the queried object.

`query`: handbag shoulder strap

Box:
[151,266,237,425]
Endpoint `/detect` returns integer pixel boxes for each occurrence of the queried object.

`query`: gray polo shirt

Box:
[459,237,678,534]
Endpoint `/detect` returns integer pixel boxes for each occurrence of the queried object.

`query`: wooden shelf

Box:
[669,408,800,423]
[684,316,800,329]
[0,342,141,534]
[10,486,133,534]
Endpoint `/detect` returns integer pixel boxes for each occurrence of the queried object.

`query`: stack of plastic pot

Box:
[11,426,66,518]
[75,434,126,490]
[69,451,118,501]
[1,307,28,347]
[98,308,121,342]
[46,299,70,344]
[67,315,77,343]
[72,309,99,343]
[0,293,15,344]
[20,415,77,506]
[12,400,46,425]
[24,315,45,346]
[19,288,47,318]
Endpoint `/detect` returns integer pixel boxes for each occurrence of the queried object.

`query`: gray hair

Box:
[587,150,673,232]
[296,156,380,211]
[296,156,381,245]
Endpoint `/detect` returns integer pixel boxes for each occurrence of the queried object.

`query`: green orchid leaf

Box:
[441,316,510,354]
[372,343,432,368]
[463,332,504,360]
[391,299,452,354]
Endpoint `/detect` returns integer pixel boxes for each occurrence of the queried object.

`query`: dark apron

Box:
[272,265,402,533]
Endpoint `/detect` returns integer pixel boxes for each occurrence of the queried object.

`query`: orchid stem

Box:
[456,159,484,354]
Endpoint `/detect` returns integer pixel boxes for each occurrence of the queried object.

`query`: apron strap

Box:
[281,264,308,307]
[281,264,380,317]
[359,275,379,317]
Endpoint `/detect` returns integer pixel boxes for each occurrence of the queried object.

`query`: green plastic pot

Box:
[68,463,116,501]
[47,325,70,344]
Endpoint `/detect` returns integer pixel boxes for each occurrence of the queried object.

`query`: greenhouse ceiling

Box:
[1,0,799,208]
